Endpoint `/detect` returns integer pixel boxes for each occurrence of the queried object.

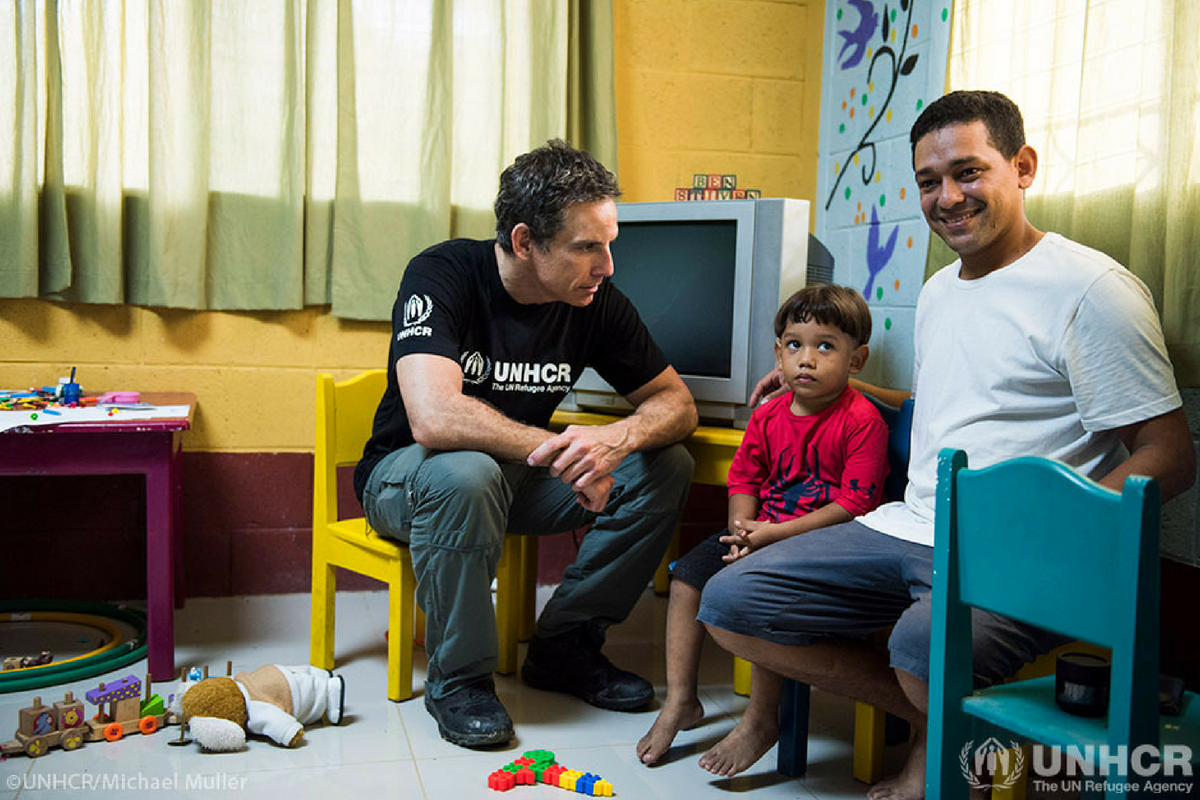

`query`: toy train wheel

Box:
[138,715,158,735]
[103,722,124,742]
[61,730,84,751]
[25,735,50,757]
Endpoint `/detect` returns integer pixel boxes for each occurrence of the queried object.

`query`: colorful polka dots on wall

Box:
[817,0,953,388]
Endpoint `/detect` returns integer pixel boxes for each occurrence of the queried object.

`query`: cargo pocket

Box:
[370,478,413,539]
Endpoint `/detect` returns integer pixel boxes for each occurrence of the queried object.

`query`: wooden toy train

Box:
[1,673,178,757]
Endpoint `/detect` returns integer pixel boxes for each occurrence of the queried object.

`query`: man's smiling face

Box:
[913,120,1035,276]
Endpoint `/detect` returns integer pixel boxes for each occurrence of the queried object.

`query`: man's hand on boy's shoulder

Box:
[748,370,786,407]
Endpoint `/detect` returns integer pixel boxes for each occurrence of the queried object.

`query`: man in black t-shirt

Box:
[355,140,698,748]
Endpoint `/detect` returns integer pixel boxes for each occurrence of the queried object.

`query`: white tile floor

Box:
[0,588,907,799]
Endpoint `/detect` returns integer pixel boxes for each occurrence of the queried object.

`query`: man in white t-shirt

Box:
[696,91,1196,797]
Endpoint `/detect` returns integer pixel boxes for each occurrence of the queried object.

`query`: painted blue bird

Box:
[837,0,878,70]
[862,205,898,301]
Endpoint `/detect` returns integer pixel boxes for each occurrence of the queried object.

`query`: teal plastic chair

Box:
[927,448,1200,799]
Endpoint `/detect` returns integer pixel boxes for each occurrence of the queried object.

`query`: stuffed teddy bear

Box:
[175,664,345,751]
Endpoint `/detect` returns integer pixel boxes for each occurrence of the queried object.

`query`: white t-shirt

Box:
[860,232,1181,546]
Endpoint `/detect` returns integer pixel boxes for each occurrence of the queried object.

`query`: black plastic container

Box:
[1055,651,1110,717]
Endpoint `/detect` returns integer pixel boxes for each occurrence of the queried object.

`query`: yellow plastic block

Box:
[593,778,614,796]
[558,770,580,791]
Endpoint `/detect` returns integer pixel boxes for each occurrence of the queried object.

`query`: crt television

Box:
[563,198,833,427]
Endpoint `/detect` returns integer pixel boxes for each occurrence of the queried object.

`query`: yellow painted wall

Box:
[613,0,825,207]
[0,303,386,452]
[0,0,826,453]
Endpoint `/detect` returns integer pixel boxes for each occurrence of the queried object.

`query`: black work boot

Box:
[423,678,514,747]
[521,623,653,711]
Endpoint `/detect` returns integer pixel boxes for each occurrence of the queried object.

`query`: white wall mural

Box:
[816,0,952,390]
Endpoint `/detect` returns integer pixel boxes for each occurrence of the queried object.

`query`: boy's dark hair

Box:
[775,284,872,346]
[494,140,621,254]
[909,90,1026,160]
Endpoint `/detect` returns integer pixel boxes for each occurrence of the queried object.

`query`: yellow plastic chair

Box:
[310,370,531,701]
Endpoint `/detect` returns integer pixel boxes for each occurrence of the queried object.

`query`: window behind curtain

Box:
[0,0,615,320]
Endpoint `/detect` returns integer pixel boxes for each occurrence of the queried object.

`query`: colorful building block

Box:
[559,769,582,791]
[674,187,689,201]
[693,174,708,188]
[722,174,736,189]
[577,773,597,794]
[488,770,516,791]
[488,749,612,795]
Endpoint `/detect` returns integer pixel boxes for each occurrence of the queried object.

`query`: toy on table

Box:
[98,391,141,404]
[2,651,53,671]
[172,663,346,751]
[486,749,614,796]
[59,368,81,406]
[0,672,176,758]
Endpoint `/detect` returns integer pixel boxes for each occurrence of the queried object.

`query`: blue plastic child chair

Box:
[776,396,914,778]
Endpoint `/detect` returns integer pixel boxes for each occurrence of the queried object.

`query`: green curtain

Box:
[927,0,1200,386]
[0,0,619,321]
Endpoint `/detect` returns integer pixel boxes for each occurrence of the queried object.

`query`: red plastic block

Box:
[514,767,535,785]
[542,764,565,784]
[488,770,516,791]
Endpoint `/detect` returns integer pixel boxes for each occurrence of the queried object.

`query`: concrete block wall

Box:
[613,0,825,208]
[0,301,390,453]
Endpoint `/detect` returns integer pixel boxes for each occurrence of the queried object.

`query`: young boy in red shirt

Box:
[637,284,890,775]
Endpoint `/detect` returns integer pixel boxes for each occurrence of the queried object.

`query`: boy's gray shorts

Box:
[696,520,1065,686]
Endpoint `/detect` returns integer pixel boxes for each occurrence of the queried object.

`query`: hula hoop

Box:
[0,612,124,671]
[0,600,147,694]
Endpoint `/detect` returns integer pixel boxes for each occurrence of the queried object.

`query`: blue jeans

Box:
[697,521,1064,686]
[362,443,694,699]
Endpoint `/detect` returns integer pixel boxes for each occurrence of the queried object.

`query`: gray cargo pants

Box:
[361,442,694,700]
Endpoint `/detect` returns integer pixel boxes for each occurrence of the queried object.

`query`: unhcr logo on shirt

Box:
[489,361,573,394]
[397,294,434,340]
[461,351,492,384]
[403,294,433,326]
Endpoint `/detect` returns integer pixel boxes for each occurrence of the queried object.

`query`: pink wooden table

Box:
[0,392,195,682]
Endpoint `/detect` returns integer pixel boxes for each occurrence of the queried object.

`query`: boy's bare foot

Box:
[697,715,779,776]
[866,729,925,800]
[636,698,705,764]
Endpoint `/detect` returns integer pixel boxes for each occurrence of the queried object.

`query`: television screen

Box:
[610,220,737,379]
